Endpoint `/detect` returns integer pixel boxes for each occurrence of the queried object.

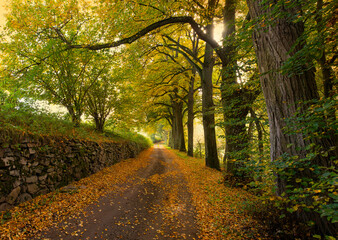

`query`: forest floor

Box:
[0,144,270,240]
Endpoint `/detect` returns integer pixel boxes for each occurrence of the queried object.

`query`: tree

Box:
[199,0,220,170]
[246,0,336,234]
[216,0,261,177]
[1,0,107,126]
[86,60,125,132]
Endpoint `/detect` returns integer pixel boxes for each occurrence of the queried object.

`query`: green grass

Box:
[0,103,151,148]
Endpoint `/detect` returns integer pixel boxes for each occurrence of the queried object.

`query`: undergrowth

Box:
[172,149,320,239]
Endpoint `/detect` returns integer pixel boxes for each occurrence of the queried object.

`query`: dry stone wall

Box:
[0,130,145,212]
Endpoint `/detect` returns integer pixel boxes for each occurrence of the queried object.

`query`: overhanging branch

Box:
[61,16,220,50]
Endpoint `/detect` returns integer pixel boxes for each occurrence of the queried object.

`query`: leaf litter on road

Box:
[1,146,269,240]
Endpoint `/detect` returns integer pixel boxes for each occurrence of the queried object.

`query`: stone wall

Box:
[0,130,146,212]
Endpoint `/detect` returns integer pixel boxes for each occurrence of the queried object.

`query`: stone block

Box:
[42,159,51,166]
[6,186,21,205]
[0,203,11,212]
[38,189,49,195]
[38,174,47,181]
[19,158,27,165]
[22,185,27,193]
[22,166,29,173]
[2,157,14,167]
[4,148,13,156]
[27,184,39,194]
[9,170,20,177]
[26,176,38,183]
[17,193,32,203]
[13,180,21,188]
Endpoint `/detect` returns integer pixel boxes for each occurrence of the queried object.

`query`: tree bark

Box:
[246,0,337,234]
[201,20,220,170]
[219,0,254,176]
[315,0,335,99]
[168,126,174,148]
[175,100,186,152]
[187,71,195,156]
[171,94,186,151]
[172,110,179,150]
[66,105,81,127]
[94,116,105,132]
[249,108,263,156]
[187,34,199,157]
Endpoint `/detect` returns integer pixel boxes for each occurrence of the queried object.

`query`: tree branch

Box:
[61,16,220,50]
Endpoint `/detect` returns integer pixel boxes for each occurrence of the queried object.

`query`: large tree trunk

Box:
[94,116,105,132]
[247,0,337,235]
[219,0,252,176]
[172,111,179,150]
[175,100,186,152]
[187,71,195,156]
[171,96,186,151]
[202,22,220,170]
[187,34,199,157]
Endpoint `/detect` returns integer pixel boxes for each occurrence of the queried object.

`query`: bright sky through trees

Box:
[0,3,6,31]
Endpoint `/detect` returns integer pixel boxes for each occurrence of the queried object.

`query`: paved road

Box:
[37,145,198,240]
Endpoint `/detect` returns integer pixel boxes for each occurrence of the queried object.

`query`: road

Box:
[37,145,198,240]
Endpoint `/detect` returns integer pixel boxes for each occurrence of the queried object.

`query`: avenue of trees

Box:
[0,0,336,237]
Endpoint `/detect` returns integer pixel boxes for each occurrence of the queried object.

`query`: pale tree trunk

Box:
[247,0,337,234]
